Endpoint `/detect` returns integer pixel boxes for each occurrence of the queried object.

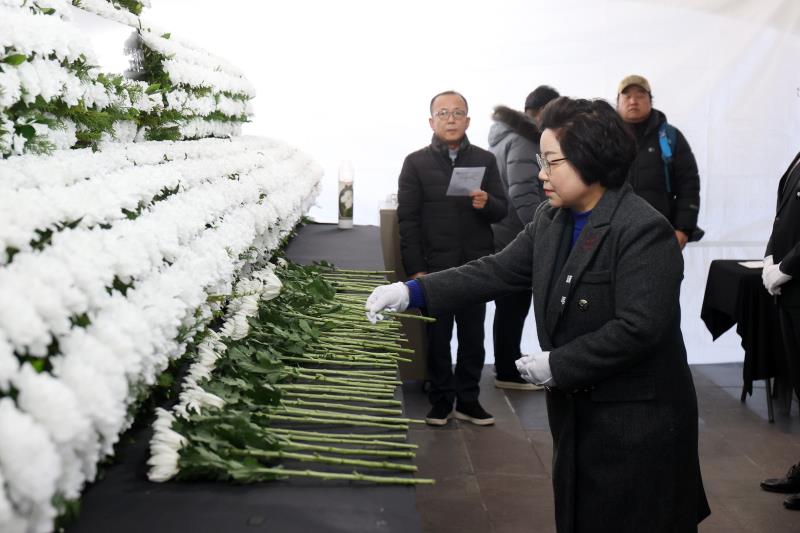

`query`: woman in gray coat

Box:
[366,97,709,533]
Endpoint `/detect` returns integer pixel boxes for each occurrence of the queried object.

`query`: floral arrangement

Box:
[125,29,255,141]
[1,0,254,157]
[0,137,322,532]
[149,261,434,486]
[0,0,159,155]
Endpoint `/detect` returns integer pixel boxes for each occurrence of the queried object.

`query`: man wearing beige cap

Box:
[617,74,702,249]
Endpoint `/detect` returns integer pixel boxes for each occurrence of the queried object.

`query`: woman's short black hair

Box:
[539,97,636,188]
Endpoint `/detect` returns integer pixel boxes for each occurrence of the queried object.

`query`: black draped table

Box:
[700,259,787,421]
[67,224,422,533]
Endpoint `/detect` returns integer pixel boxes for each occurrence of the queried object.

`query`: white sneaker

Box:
[494,378,543,391]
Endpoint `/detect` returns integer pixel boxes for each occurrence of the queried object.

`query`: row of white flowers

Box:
[71,0,142,27]
[0,139,273,260]
[1,0,255,156]
[149,266,283,481]
[135,31,255,126]
[138,31,248,80]
[0,5,94,64]
[0,137,322,533]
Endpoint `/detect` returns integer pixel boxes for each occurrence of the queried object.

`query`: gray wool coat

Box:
[417,183,710,533]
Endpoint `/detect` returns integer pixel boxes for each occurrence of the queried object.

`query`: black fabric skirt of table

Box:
[701,260,787,395]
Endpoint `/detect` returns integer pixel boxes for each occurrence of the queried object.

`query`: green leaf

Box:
[161,32,171,39]
[17,124,36,140]
[145,83,161,94]
[2,54,27,66]
[41,7,56,15]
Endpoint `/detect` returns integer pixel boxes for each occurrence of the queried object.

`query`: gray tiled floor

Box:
[403,363,800,533]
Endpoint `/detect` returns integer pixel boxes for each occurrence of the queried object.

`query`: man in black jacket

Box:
[617,74,701,249]
[397,90,506,426]
[759,153,800,510]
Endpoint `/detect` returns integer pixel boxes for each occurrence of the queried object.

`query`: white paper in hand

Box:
[446,167,486,196]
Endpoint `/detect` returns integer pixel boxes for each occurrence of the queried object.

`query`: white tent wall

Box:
[87,0,800,364]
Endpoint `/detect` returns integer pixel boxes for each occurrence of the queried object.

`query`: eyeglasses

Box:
[433,109,467,120]
[536,153,567,176]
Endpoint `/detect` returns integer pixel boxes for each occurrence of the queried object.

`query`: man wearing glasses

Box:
[617,74,702,249]
[397,90,506,426]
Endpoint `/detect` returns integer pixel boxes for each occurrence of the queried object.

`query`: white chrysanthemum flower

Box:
[0,398,60,530]
[255,268,282,301]
[179,386,225,416]
[0,462,25,533]
[0,332,19,392]
[14,363,91,446]
[147,408,186,482]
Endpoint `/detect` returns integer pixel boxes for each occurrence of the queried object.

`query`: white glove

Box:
[762,255,774,285]
[763,262,793,296]
[365,282,410,324]
[515,352,554,386]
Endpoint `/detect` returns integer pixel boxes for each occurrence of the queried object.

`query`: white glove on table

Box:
[365,282,410,324]
[763,261,793,296]
[515,352,554,386]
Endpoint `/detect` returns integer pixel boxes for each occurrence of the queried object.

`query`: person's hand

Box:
[675,230,688,250]
[763,262,792,296]
[410,271,427,279]
[515,352,554,386]
[762,255,774,286]
[365,282,410,324]
[470,190,488,209]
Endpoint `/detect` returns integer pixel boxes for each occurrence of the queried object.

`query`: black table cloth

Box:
[700,259,786,397]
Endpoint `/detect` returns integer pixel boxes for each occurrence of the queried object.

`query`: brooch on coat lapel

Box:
[581,235,598,251]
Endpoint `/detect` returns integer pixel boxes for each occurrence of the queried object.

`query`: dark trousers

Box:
[492,289,532,380]
[427,303,486,406]
[778,304,800,399]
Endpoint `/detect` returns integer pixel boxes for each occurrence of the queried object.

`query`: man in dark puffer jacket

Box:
[617,74,701,249]
[398,90,506,426]
[488,103,546,390]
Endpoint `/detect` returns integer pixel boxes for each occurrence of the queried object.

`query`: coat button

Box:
[796,190,800,198]
[578,298,589,310]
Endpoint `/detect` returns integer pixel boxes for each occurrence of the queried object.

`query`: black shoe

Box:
[454,401,495,426]
[425,402,452,426]
[785,494,800,511]
[762,463,800,494]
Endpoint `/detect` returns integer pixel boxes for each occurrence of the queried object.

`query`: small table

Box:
[700,259,787,422]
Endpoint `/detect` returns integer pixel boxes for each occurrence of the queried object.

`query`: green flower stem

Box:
[268,427,409,441]
[280,392,402,407]
[270,433,417,450]
[293,372,397,391]
[247,466,433,485]
[235,449,417,472]
[279,355,396,369]
[275,384,397,399]
[315,342,406,357]
[317,338,413,354]
[279,441,415,459]
[276,406,419,426]
[280,399,403,416]
[324,268,394,275]
[261,413,407,429]
[286,367,400,383]
[322,329,404,342]
[384,311,437,322]
[322,271,389,279]
[244,466,434,485]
